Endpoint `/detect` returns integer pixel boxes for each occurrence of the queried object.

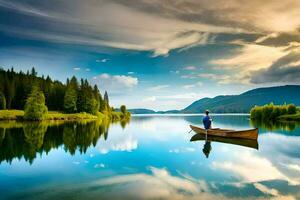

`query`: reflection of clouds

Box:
[79,167,226,200]
[211,134,300,186]
[259,134,300,185]
[169,147,196,153]
[134,117,190,141]
[94,163,105,168]
[212,151,286,183]
[20,167,298,200]
[97,134,137,154]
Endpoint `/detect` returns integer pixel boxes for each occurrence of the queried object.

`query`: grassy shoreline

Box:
[0,110,129,121]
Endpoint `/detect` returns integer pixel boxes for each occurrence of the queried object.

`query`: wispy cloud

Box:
[147,85,170,91]
[96,58,110,63]
[0,0,246,57]
[184,66,196,70]
[73,67,80,71]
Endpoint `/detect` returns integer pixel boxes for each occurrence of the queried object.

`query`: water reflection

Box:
[1,115,300,200]
[190,133,259,158]
[0,119,129,164]
[250,118,300,132]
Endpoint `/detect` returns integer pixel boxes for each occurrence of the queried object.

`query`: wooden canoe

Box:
[190,125,258,140]
[190,133,259,150]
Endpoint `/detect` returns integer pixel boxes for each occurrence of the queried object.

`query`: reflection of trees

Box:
[0,118,130,164]
[250,118,299,132]
[0,128,5,146]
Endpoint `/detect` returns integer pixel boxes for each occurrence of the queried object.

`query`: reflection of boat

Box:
[190,134,259,150]
[190,125,258,140]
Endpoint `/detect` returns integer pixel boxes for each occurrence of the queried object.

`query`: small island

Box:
[250,103,300,122]
[0,67,130,121]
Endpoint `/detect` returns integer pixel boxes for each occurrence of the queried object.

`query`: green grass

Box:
[0,110,128,121]
[278,113,300,121]
[45,111,99,120]
[0,110,24,120]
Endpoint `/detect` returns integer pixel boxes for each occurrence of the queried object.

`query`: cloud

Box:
[73,67,80,71]
[85,68,90,71]
[91,73,138,94]
[0,0,246,57]
[250,51,300,84]
[198,73,233,84]
[254,183,279,196]
[119,0,300,33]
[142,96,156,102]
[212,42,287,71]
[182,84,195,89]
[184,66,197,70]
[96,58,110,63]
[147,85,170,91]
[210,41,298,84]
[182,82,202,89]
[127,71,134,75]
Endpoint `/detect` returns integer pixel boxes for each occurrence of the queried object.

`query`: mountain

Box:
[129,85,300,114]
[182,85,300,113]
[127,109,156,114]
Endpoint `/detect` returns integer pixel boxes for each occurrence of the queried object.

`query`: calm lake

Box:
[1,114,300,200]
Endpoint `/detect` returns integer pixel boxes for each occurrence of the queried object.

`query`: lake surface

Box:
[1,115,300,200]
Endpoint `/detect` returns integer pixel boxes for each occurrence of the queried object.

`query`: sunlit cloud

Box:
[184,66,197,70]
[91,73,138,94]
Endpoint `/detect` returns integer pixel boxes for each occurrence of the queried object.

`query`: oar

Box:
[188,129,193,134]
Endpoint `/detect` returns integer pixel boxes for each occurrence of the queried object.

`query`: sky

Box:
[1,0,300,111]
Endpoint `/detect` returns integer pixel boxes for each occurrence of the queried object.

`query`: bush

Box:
[120,105,126,114]
[287,104,297,114]
[24,86,48,120]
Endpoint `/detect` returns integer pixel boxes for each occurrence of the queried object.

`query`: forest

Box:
[0,67,128,120]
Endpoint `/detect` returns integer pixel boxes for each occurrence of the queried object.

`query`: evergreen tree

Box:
[64,87,77,113]
[104,91,109,105]
[93,85,100,111]
[0,92,6,110]
[24,86,48,120]
[64,76,78,113]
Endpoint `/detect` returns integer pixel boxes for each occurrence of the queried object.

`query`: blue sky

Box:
[1,0,300,110]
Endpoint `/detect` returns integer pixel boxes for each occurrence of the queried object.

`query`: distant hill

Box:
[127,109,156,114]
[182,85,300,113]
[129,85,300,114]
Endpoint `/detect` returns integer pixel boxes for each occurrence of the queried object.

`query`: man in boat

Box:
[203,110,212,130]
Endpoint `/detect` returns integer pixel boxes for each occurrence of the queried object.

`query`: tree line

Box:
[250,103,297,121]
[0,67,113,115]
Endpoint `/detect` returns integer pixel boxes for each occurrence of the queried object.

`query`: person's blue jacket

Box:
[203,115,212,129]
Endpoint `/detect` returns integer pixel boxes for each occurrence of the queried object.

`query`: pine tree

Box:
[24,86,48,120]
[64,87,77,113]
[0,92,6,110]
[104,91,109,105]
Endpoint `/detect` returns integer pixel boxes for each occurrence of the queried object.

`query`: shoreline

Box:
[0,110,130,121]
